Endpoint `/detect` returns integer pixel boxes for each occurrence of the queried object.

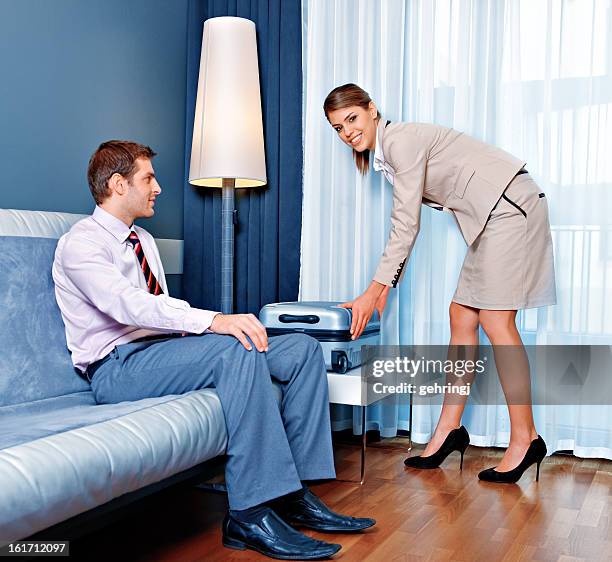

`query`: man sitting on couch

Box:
[52,140,375,560]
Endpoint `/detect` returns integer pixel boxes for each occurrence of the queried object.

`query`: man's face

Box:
[124,158,162,220]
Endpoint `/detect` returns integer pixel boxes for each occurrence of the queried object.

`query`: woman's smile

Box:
[349,132,363,146]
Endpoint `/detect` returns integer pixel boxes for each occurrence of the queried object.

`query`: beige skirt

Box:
[453,173,557,310]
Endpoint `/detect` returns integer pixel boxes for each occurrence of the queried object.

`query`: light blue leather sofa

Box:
[0,209,229,544]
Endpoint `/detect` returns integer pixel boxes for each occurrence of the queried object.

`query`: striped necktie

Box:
[127,231,163,295]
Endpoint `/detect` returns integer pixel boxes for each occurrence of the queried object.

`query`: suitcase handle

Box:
[278,314,320,324]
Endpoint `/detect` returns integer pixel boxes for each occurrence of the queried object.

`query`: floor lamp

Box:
[189,16,266,314]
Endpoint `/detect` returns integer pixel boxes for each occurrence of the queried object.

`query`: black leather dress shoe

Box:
[222,506,341,560]
[279,489,376,532]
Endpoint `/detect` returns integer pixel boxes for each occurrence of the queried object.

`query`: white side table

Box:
[327,367,413,484]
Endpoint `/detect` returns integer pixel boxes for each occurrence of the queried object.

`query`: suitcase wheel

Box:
[331,351,349,374]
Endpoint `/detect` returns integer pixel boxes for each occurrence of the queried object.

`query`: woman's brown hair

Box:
[323,83,380,175]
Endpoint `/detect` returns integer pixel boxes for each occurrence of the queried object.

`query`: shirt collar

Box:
[372,118,389,172]
[92,206,134,243]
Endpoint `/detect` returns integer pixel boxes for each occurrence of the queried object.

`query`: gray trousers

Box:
[90,332,336,510]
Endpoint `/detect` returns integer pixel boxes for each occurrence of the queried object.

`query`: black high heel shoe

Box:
[478,435,547,484]
[404,426,470,470]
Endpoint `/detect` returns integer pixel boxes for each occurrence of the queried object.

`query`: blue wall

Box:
[0,0,189,241]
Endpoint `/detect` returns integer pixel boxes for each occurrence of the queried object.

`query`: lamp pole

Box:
[221,178,235,314]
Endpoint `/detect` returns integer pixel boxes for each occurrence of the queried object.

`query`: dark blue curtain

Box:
[182,0,303,314]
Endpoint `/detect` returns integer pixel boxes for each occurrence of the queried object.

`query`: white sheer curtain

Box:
[300,0,612,458]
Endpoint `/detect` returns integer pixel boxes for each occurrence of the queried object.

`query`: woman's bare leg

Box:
[421,302,479,457]
[479,309,539,472]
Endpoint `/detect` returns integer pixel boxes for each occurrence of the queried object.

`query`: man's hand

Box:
[339,281,388,340]
[209,313,268,352]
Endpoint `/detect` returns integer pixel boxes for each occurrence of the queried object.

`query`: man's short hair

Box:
[87,140,157,204]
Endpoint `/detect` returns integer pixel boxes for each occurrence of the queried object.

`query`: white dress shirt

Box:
[52,206,219,372]
[372,125,395,185]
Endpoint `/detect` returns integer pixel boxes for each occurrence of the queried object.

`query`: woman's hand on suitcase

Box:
[340,281,386,340]
[209,313,269,352]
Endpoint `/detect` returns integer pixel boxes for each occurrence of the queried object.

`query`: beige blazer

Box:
[373,118,526,287]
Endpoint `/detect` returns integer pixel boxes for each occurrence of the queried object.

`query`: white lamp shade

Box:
[189,17,267,188]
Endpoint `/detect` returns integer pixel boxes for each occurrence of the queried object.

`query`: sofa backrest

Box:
[0,209,91,406]
[0,208,185,407]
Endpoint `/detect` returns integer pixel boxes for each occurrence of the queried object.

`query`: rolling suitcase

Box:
[259,301,380,373]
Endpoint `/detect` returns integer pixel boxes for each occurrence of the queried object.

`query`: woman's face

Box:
[327,102,378,152]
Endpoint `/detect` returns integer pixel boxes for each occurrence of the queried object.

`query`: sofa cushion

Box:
[0,388,228,542]
[0,391,188,450]
[0,236,90,406]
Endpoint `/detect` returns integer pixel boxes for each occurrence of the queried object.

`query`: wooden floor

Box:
[71,442,612,562]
